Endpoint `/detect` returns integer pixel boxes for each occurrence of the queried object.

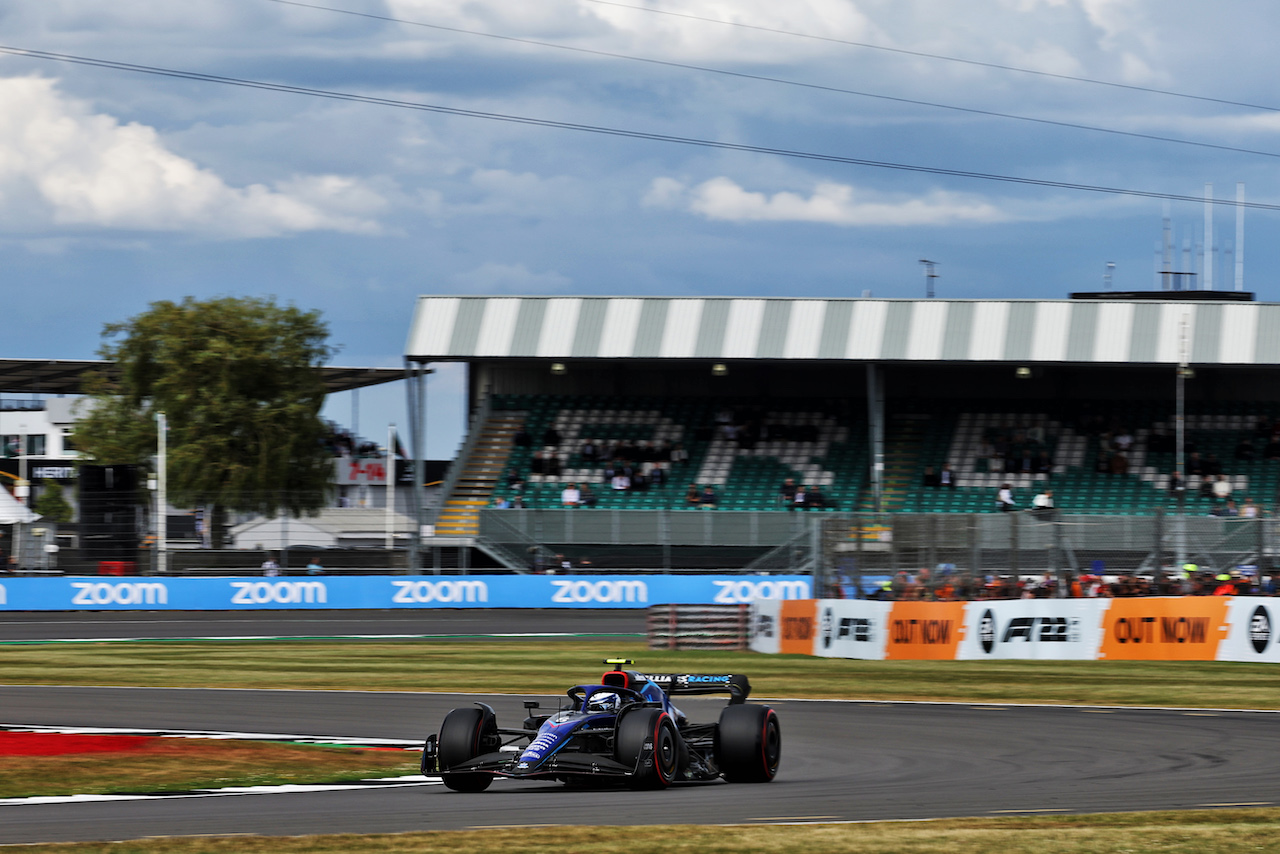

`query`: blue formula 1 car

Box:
[421,659,780,791]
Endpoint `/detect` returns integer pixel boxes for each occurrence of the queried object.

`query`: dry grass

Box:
[4,809,1280,853]
[2,640,1279,709]
[0,739,418,799]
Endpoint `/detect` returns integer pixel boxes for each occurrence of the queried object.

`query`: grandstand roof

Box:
[405,296,1280,366]
[0,359,406,396]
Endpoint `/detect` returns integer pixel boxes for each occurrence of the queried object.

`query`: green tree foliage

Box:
[74,296,336,525]
[32,480,74,523]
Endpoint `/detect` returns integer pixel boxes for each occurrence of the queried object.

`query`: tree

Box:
[74,296,336,545]
[32,480,74,523]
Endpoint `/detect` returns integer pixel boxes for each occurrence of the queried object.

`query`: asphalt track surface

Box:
[0,609,648,642]
[3,611,1280,843]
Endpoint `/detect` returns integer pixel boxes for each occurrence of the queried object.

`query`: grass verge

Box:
[0,739,418,799]
[2,640,1279,708]
[3,809,1280,853]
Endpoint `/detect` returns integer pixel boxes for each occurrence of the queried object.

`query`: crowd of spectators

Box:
[858,567,1278,600]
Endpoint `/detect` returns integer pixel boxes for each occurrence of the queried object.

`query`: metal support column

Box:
[866,364,885,513]
[404,359,429,574]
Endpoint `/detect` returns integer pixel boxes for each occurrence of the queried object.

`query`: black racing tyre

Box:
[716,704,781,783]
[614,708,681,790]
[438,707,495,792]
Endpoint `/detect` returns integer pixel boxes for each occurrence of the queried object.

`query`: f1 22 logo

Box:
[1250,605,1272,654]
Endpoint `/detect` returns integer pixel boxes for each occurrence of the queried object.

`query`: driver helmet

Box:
[585,691,621,714]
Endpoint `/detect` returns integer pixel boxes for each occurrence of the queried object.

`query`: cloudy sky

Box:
[3,0,1279,455]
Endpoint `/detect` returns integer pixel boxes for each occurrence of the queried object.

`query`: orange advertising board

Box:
[1097,597,1230,661]
[884,601,966,660]
[778,599,818,655]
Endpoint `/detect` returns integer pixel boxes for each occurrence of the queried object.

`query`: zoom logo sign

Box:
[230,581,327,605]
[71,582,168,606]
[712,579,810,604]
[1250,605,1272,655]
[550,580,647,604]
[391,580,488,604]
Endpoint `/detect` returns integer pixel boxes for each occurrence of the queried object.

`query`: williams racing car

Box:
[421,659,781,791]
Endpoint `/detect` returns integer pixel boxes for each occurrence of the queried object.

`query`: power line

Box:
[4,44,1279,212]
[584,0,1280,115]
[265,0,1280,161]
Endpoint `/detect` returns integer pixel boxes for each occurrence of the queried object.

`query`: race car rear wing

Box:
[603,660,752,702]
[643,673,751,702]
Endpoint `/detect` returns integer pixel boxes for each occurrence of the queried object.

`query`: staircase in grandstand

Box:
[433,411,527,537]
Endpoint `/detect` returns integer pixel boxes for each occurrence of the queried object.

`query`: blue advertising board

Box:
[0,574,813,611]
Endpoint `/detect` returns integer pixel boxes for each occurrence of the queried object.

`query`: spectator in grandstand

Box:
[1267,435,1280,460]
[543,426,562,448]
[1034,451,1053,475]
[631,469,650,491]
[699,484,718,509]
[1242,497,1260,518]
[921,466,940,488]
[611,471,631,491]
[1198,475,1216,499]
[530,451,547,475]
[792,484,810,510]
[939,463,956,488]
[545,454,563,478]
[650,464,668,488]
[1113,429,1134,451]
[261,557,280,577]
[511,495,526,509]
[513,423,532,448]
[505,467,524,492]
[1031,489,1054,517]
[1188,452,1205,476]
[781,477,799,503]
[685,483,701,507]
[1169,470,1185,492]
[1236,436,1256,461]
[306,558,324,576]
[580,484,597,507]
[996,483,1015,511]
[1108,451,1129,476]
[810,486,833,510]
[1204,453,1224,476]
[492,495,510,509]
[580,438,600,464]
[561,483,581,507]
[1214,499,1240,517]
[670,442,689,468]
[1213,474,1233,502]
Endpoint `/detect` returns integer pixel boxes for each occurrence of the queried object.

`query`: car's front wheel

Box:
[716,704,780,783]
[615,708,681,789]
[438,706,495,792]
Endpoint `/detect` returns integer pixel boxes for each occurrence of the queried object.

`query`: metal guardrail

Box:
[647,603,749,650]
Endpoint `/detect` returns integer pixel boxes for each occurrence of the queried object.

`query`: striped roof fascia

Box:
[404,297,1280,366]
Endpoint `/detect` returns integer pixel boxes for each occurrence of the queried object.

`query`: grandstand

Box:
[405,295,1280,575]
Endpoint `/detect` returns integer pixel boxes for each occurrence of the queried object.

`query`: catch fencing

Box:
[816,511,1276,597]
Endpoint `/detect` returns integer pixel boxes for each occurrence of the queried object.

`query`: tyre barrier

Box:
[647,603,750,650]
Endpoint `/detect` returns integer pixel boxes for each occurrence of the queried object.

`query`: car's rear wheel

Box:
[438,707,495,792]
[716,704,780,783]
[615,708,680,789]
